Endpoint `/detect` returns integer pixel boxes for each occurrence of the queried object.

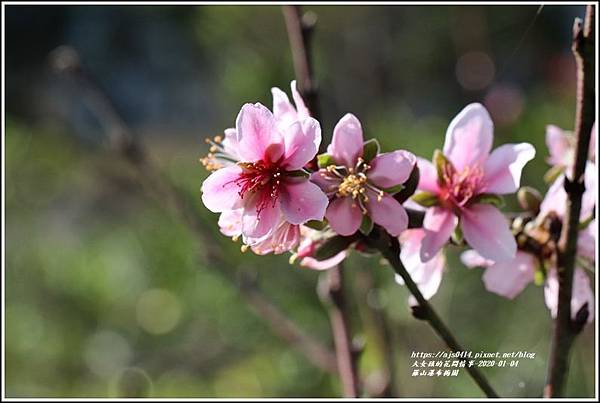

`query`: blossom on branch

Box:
[412,103,535,263]
[311,114,416,237]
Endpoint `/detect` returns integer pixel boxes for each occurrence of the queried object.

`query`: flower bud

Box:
[517,186,542,214]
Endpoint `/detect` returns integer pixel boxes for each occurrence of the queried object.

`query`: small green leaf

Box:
[359,215,374,235]
[317,153,336,168]
[433,149,453,186]
[362,139,380,162]
[452,225,464,245]
[394,164,420,203]
[286,169,309,178]
[314,235,356,261]
[304,220,327,231]
[472,193,505,208]
[579,214,595,230]
[544,165,565,184]
[411,191,439,207]
[383,184,404,195]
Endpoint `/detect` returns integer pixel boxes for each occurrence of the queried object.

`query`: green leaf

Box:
[394,164,420,203]
[362,139,380,162]
[314,235,356,261]
[411,191,439,207]
[383,184,404,195]
[317,153,336,168]
[359,215,374,235]
[433,149,453,186]
[544,165,565,184]
[579,214,595,230]
[286,169,309,178]
[452,225,464,245]
[472,193,505,208]
[304,219,327,231]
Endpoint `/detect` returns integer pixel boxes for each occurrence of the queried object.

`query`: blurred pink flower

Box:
[202,102,328,240]
[545,122,596,172]
[218,209,301,255]
[395,229,446,305]
[312,114,416,237]
[416,103,535,262]
[462,249,594,323]
[294,227,347,270]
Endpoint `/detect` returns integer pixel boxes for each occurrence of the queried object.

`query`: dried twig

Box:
[49,45,338,375]
[544,5,595,398]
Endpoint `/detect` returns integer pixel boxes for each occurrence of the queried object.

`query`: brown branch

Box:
[49,45,337,375]
[544,5,595,398]
[282,6,362,396]
[318,266,361,397]
[370,232,498,398]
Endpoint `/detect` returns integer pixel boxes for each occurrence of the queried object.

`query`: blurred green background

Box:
[4,4,595,398]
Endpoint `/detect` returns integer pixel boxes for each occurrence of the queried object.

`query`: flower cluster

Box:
[200,81,595,325]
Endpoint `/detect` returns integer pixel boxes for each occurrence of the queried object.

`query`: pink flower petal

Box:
[280,180,328,225]
[443,103,494,171]
[482,251,536,299]
[325,196,363,236]
[545,125,572,167]
[252,220,300,255]
[301,251,347,271]
[366,192,408,237]
[577,219,596,262]
[291,80,311,120]
[540,162,596,220]
[397,229,446,300]
[416,157,440,194]
[421,207,457,262]
[545,268,594,323]
[483,143,536,194]
[461,204,517,262]
[235,103,283,162]
[310,170,341,195]
[241,198,280,239]
[218,209,243,237]
[460,250,493,269]
[281,118,321,170]
[368,150,416,189]
[327,113,364,167]
[271,86,297,124]
[201,165,243,213]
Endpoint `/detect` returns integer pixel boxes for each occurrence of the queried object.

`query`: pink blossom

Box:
[218,209,301,255]
[395,229,446,305]
[461,246,594,322]
[312,114,416,237]
[293,227,347,270]
[539,161,597,221]
[544,268,594,323]
[202,102,328,240]
[545,122,596,172]
[415,103,535,262]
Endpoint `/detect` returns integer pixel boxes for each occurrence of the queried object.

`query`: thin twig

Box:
[370,232,498,398]
[544,5,595,398]
[282,6,362,396]
[318,265,361,397]
[49,45,338,375]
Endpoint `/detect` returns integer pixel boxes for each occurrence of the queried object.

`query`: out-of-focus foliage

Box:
[5,5,595,398]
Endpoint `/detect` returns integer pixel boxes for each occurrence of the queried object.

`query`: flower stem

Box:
[375,235,499,398]
[544,5,595,398]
